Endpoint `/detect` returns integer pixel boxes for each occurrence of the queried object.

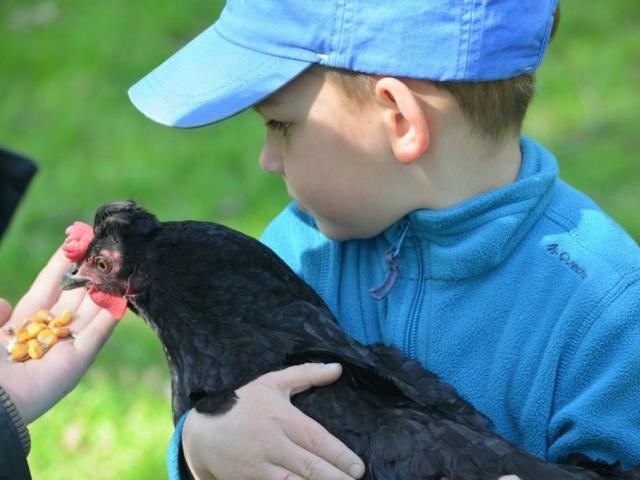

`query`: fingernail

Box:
[349,463,364,478]
[325,363,341,370]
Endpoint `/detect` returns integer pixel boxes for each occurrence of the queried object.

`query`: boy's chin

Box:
[316,218,383,242]
[293,203,386,240]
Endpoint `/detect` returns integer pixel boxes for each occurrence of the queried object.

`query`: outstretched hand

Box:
[0,247,119,424]
[182,362,366,480]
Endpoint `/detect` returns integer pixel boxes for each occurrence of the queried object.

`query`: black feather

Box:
[82,201,640,480]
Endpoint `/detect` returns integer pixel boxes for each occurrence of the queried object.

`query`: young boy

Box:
[128,1,640,479]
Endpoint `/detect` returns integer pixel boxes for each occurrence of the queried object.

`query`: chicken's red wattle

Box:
[87,285,128,319]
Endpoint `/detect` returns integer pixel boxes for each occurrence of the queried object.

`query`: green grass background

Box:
[1,0,638,478]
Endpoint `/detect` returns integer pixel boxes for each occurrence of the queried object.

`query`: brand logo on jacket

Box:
[546,243,588,279]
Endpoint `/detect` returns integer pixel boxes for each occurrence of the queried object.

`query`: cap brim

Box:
[128,24,313,128]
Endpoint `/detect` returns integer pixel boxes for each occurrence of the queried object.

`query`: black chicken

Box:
[60,200,638,480]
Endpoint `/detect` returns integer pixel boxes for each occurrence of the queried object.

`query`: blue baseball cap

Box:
[129,0,559,128]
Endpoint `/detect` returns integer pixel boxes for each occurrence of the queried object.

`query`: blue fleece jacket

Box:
[168,137,640,477]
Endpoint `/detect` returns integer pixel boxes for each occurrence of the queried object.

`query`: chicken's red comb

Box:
[63,221,95,262]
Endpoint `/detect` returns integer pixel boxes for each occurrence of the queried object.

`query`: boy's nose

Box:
[259,138,284,175]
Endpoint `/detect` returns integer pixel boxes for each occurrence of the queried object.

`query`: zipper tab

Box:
[369,224,409,300]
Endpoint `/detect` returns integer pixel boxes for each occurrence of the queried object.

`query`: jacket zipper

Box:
[403,225,426,360]
[369,222,427,360]
[369,223,410,300]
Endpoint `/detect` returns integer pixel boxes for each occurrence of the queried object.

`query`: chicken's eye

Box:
[95,256,112,273]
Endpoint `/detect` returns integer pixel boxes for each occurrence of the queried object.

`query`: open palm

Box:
[0,247,119,424]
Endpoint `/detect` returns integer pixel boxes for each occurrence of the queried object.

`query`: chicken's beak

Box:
[60,265,90,290]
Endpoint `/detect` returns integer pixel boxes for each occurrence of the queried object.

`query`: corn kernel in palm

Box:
[10,343,29,362]
[53,326,71,338]
[27,339,44,359]
[36,328,53,340]
[50,311,72,328]
[14,318,33,336]
[26,321,44,339]
[37,328,58,348]
[55,309,72,326]
[16,330,32,343]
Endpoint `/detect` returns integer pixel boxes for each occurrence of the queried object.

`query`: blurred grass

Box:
[0,0,638,478]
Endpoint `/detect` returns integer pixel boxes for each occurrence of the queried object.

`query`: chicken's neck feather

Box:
[126,222,330,418]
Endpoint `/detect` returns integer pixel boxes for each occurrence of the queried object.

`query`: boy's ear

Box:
[374,77,429,165]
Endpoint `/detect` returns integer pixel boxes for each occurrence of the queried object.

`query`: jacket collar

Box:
[382,137,558,280]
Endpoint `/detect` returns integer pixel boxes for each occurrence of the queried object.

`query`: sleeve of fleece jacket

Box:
[547,272,640,469]
[0,399,31,479]
[166,203,327,480]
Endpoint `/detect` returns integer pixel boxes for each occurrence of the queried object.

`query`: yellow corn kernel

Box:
[37,328,58,348]
[10,343,29,362]
[27,339,44,359]
[14,318,33,336]
[16,331,32,343]
[53,326,71,338]
[26,321,44,339]
[53,309,73,326]
[49,314,72,328]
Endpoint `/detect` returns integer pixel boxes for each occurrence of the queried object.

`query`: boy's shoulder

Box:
[543,178,640,279]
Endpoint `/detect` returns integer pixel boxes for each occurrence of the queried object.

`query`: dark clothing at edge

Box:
[0,146,36,480]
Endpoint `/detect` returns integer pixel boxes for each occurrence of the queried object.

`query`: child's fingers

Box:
[268,363,343,396]
[282,410,364,479]
[24,247,70,299]
[0,299,14,347]
[53,286,87,317]
[0,298,13,326]
[263,465,305,480]
[253,364,364,479]
[72,309,119,361]
[58,278,91,305]
[59,290,100,331]
[13,247,71,318]
[274,442,359,480]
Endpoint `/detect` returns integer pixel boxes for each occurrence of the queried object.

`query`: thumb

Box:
[273,362,343,396]
[0,298,13,326]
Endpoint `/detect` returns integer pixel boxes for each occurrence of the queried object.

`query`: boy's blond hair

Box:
[324,5,561,140]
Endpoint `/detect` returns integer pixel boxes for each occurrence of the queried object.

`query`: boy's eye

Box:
[265,120,291,137]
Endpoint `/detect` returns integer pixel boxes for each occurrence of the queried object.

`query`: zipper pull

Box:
[369,224,409,300]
